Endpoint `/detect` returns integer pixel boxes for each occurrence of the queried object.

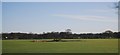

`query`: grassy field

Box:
[2,39,118,53]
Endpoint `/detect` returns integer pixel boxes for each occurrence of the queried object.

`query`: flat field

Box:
[2,39,118,53]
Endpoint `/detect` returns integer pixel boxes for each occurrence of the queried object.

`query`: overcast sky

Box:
[2,2,118,33]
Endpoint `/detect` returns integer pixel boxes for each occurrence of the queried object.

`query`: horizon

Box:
[1,30,118,34]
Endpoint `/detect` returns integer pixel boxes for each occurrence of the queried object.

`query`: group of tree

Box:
[1,30,120,40]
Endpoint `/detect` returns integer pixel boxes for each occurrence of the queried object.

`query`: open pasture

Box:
[2,39,118,53]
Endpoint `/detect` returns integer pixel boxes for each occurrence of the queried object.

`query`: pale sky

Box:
[2,2,118,33]
[2,0,119,2]
[0,2,2,33]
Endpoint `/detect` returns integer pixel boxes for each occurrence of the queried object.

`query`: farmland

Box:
[2,39,118,53]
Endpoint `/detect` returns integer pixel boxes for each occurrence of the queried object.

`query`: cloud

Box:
[52,14,117,23]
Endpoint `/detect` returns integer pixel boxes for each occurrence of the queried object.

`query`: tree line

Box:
[1,30,120,40]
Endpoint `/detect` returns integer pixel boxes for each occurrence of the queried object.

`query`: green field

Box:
[2,39,118,53]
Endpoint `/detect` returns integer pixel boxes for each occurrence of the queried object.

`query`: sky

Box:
[0,2,2,33]
[2,0,119,2]
[2,2,118,34]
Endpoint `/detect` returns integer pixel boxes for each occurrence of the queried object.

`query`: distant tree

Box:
[53,32,61,41]
[104,30,113,34]
[66,29,71,32]
[103,30,113,38]
[65,29,72,34]
[2,30,119,40]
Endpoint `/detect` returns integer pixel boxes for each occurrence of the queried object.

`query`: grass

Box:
[0,40,2,54]
[2,39,118,53]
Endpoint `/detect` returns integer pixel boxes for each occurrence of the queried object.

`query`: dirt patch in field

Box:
[31,40,82,42]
